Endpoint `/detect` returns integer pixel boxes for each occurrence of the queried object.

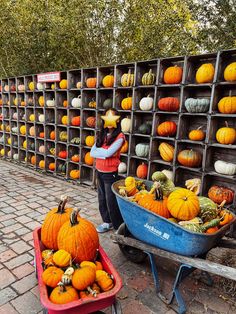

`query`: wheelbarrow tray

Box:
[33,227,122,314]
[112,180,236,257]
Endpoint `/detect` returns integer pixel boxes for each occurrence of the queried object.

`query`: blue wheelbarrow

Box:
[111,180,236,314]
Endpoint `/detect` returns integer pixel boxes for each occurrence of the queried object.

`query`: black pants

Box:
[97,170,124,230]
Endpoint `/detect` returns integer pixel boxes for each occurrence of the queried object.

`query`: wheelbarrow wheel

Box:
[117,223,147,264]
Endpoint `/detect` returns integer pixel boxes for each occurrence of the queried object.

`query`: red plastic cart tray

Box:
[33,227,122,314]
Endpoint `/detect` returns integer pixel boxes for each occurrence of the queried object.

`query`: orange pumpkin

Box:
[71,116,81,126]
[102,75,114,88]
[163,66,183,84]
[50,285,79,304]
[206,227,219,234]
[208,185,234,205]
[86,116,96,128]
[39,132,45,138]
[50,131,56,140]
[61,116,68,125]
[70,169,80,179]
[157,121,177,137]
[63,100,68,107]
[84,152,94,166]
[158,97,180,112]
[49,162,55,171]
[120,140,128,153]
[71,154,80,162]
[85,135,95,147]
[86,77,97,88]
[39,160,45,169]
[41,196,73,250]
[188,128,205,141]
[59,79,67,89]
[57,208,99,263]
[31,155,36,165]
[177,149,202,168]
[216,122,236,145]
[58,151,67,159]
[136,163,148,179]
[42,266,64,288]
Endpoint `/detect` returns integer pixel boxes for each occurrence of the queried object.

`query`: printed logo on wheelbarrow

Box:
[144,223,170,240]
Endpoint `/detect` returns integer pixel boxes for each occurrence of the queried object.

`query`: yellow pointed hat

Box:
[101,109,120,128]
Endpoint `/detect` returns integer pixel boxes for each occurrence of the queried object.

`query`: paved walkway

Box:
[0,160,235,314]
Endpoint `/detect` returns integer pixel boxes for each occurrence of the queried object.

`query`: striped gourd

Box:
[142,69,155,85]
[121,70,134,87]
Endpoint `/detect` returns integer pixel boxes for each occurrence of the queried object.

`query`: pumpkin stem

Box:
[58,282,66,293]
[57,195,68,213]
[70,208,81,226]
[218,200,226,209]
[148,69,153,74]
[225,121,229,128]
[197,126,203,130]
[229,90,232,97]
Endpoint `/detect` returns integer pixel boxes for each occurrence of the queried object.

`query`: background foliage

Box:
[0,0,235,77]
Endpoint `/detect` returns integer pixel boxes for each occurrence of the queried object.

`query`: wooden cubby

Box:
[0,49,234,203]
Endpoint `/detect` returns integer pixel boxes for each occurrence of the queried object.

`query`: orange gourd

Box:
[157,121,177,137]
[71,116,81,126]
[188,127,205,141]
[158,142,174,162]
[70,169,80,179]
[136,163,148,179]
[71,155,80,162]
[86,77,97,88]
[50,130,56,140]
[84,152,94,165]
[163,66,183,84]
[177,149,202,168]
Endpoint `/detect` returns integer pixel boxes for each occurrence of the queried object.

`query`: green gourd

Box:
[30,142,35,150]
[151,171,175,196]
[198,196,219,222]
[103,98,113,109]
[141,69,156,85]
[138,122,152,135]
[184,98,210,113]
[135,143,149,157]
[59,131,68,142]
[58,164,66,173]
[181,218,221,233]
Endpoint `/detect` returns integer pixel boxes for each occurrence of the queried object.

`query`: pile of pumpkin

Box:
[118,172,235,234]
[40,196,114,304]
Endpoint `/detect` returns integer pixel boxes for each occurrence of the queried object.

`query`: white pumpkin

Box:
[121,117,131,133]
[46,99,55,107]
[38,114,45,123]
[37,82,44,90]
[12,127,18,133]
[118,162,127,173]
[13,153,18,160]
[214,160,236,176]
[12,112,18,120]
[18,84,25,91]
[7,150,11,157]
[0,136,4,144]
[139,95,154,111]
[39,145,45,153]
[161,169,174,181]
[71,95,82,108]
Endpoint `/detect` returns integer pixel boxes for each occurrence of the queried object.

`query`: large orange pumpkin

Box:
[167,188,200,221]
[57,209,99,263]
[216,122,236,145]
[158,97,180,112]
[163,66,183,84]
[86,77,97,88]
[218,96,236,114]
[196,63,215,84]
[84,152,94,165]
[177,149,202,168]
[41,196,73,250]
[224,62,236,82]
[102,75,114,88]
[157,121,177,137]
[50,285,79,304]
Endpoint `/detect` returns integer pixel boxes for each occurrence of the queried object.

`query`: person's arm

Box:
[90,138,124,159]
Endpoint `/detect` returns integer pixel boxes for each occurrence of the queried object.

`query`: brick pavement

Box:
[0,160,235,314]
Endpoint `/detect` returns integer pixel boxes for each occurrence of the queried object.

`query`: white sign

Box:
[37,72,61,83]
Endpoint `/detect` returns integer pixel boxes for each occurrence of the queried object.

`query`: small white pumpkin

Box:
[139,95,154,111]
[7,150,12,157]
[0,136,4,144]
[38,114,45,123]
[39,145,45,153]
[71,95,82,108]
[121,117,131,133]
[161,169,174,181]
[46,99,55,107]
[12,112,18,120]
[18,84,25,91]
[118,162,127,173]
[37,82,44,90]
[12,127,18,133]
[13,153,18,160]
[214,160,236,176]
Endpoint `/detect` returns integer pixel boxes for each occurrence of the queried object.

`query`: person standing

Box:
[90,109,125,233]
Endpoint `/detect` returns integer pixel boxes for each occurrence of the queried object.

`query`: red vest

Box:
[95,133,125,172]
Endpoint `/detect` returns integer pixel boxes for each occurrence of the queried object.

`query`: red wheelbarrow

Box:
[33,227,123,314]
